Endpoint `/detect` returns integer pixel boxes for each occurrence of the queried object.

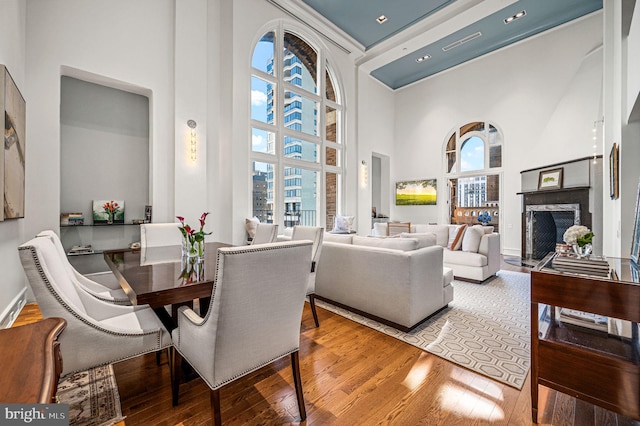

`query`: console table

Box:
[0,317,66,403]
[531,253,640,423]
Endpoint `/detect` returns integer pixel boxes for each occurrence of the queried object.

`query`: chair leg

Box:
[290,351,306,421]
[171,347,182,406]
[210,388,222,426]
[309,294,320,327]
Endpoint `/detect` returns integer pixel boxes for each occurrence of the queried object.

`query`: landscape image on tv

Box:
[396,179,437,206]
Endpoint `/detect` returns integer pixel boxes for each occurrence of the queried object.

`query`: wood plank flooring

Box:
[13,258,639,425]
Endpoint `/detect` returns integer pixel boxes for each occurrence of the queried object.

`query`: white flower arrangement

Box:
[563,225,594,247]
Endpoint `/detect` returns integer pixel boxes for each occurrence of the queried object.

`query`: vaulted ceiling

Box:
[270,0,603,89]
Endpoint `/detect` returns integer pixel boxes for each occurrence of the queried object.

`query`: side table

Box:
[0,317,67,403]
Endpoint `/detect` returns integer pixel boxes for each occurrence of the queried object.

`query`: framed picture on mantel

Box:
[537,168,563,191]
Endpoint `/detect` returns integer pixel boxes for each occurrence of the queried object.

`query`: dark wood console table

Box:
[531,253,640,423]
[0,317,66,403]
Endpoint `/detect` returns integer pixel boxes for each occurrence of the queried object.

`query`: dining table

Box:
[103,242,232,328]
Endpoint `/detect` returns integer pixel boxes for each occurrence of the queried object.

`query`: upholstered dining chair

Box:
[250,223,279,245]
[36,230,130,305]
[171,241,313,425]
[18,236,172,376]
[290,225,324,327]
[140,222,183,247]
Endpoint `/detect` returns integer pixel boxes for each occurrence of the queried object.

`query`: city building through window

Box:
[251,27,343,228]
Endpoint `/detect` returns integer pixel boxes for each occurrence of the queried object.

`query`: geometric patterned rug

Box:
[56,365,125,426]
[315,270,531,389]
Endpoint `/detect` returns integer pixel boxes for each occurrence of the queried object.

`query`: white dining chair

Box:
[36,230,130,305]
[140,222,183,247]
[291,225,324,327]
[19,236,172,375]
[170,241,313,425]
[250,223,279,244]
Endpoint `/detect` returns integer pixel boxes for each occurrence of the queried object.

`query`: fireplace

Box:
[520,187,591,260]
[526,204,580,260]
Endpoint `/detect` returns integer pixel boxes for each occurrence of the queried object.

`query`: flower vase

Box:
[183,238,205,262]
[107,212,113,225]
[572,243,592,259]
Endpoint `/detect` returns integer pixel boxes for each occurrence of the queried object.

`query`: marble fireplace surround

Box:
[520,187,592,260]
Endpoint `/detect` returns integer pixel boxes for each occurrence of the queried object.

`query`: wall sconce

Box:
[360,160,368,187]
[187,119,197,161]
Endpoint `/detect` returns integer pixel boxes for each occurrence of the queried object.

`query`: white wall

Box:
[391,13,604,256]
[0,0,27,326]
[627,1,640,121]
[357,70,396,234]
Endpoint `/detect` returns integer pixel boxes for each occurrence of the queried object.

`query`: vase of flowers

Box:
[103,200,120,225]
[563,225,594,259]
[478,211,491,226]
[177,212,211,262]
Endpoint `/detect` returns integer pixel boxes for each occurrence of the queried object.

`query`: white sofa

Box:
[314,234,453,331]
[372,222,500,283]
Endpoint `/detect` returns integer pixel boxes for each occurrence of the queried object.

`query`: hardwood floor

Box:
[13,259,639,425]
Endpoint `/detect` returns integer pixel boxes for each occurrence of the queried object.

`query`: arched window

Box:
[250,26,344,228]
[445,121,502,228]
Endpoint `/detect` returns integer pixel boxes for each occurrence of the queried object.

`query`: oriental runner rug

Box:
[57,364,125,426]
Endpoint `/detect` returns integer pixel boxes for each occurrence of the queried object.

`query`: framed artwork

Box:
[537,168,563,191]
[395,179,437,205]
[1,65,27,220]
[92,200,125,224]
[630,181,640,264]
[609,143,619,200]
[144,205,152,223]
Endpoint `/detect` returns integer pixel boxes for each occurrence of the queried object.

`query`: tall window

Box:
[251,28,344,227]
[444,122,502,228]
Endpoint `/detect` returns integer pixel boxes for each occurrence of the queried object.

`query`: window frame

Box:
[250,23,344,229]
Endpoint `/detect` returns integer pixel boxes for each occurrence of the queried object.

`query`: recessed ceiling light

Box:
[504,10,526,24]
[376,15,388,24]
[416,55,431,63]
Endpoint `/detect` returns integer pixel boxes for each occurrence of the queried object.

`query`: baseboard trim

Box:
[0,288,27,329]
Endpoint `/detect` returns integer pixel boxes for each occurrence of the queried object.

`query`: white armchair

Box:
[140,222,183,247]
[36,230,130,305]
[291,226,324,327]
[19,236,172,376]
[170,241,313,425]
[250,223,279,244]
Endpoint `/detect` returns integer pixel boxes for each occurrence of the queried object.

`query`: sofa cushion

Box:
[333,215,355,233]
[324,233,353,244]
[419,224,450,247]
[353,235,418,251]
[444,249,488,267]
[448,224,467,250]
[462,225,483,253]
[480,225,494,234]
[399,232,436,249]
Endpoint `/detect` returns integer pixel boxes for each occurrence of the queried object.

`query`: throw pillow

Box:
[244,217,260,239]
[399,232,437,249]
[462,225,483,253]
[447,224,467,250]
[333,215,355,233]
[353,235,418,251]
[421,224,450,247]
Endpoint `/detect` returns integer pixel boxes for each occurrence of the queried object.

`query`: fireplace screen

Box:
[526,204,580,260]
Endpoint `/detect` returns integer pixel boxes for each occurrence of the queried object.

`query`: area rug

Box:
[56,365,125,426]
[315,270,531,389]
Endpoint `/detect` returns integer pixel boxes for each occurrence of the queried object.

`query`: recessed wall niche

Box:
[60,75,149,251]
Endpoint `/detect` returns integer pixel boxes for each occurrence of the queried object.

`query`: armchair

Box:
[171,241,313,425]
[36,230,129,305]
[19,236,172,375]
[290,226,324,327]
[250,223,279,245]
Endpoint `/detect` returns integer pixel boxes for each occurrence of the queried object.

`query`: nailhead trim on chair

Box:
[20,245,171,375]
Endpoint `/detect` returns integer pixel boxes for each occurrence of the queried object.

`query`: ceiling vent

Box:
[442,31,482,52]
